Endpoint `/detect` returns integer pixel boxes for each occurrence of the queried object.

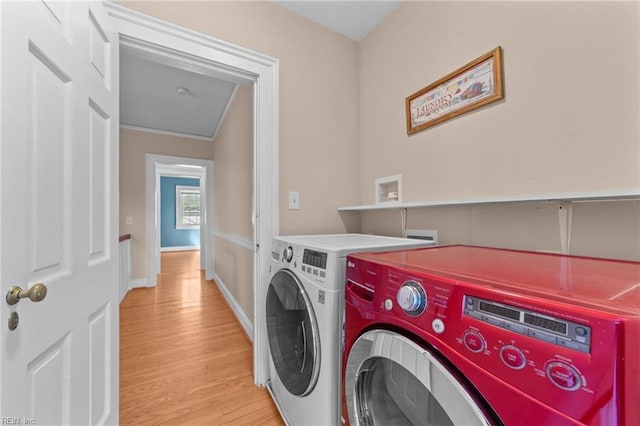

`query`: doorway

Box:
[106,3,278,386]
[146,155,213,282]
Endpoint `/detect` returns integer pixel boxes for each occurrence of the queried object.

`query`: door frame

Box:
[147,154,212,278]
[105,2,279,386]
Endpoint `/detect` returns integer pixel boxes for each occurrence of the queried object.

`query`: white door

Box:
[0,1,119,424]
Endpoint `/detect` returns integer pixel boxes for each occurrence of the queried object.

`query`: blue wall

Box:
[160,176,201,248]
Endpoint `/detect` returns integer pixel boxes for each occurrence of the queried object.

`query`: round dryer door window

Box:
[346,330,496,426]
[266,269,320,396]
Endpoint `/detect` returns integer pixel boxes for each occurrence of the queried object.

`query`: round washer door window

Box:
[345,330,495,426]
[266,269,320,396]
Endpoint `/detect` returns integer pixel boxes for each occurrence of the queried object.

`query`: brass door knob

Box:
[6,283,47,305]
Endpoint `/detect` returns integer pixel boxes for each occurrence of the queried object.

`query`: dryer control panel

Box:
[464,296,591,353]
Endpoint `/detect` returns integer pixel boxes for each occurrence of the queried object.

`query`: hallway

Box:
[120,251,282,425]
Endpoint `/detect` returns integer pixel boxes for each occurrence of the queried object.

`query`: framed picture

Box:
[406,46,503,134]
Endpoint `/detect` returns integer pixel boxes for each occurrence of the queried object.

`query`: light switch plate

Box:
[289,192,300,210]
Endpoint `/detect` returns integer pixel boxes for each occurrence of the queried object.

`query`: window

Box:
[176,185,200,229]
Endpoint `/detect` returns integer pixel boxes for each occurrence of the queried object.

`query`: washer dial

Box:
[462,330,485,353]
[283,246,294,262]
[396,281,427,316]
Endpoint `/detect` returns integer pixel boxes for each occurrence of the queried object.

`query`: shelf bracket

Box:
[400,208,407,237]
[557,201,574,254]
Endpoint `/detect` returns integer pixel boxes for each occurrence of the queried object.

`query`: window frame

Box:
[175,185,201,230]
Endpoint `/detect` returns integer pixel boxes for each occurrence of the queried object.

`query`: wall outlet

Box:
[288,191,300,210]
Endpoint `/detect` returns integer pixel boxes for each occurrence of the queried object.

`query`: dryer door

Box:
[266,269,320,397]
[345,329,495,426]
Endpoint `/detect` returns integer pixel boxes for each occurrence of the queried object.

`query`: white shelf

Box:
[337,189,640,212]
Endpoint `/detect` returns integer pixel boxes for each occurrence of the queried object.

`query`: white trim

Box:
[120,124,213,142]
[160,246,200,252]
[146,154,213,287]
[213,273,254,342]
[214,230,254,251]
[119,239,132,303]
[107,1,279,385]
[156,163,202,179]
[129,278,148,289]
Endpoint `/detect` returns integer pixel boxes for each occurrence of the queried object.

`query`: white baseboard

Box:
[213,273,254,342]
[160,246,200,252]
[119,278,149,304]
[130,278,148,289]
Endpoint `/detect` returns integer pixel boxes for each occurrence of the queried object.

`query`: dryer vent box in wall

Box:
[406,229,438,246]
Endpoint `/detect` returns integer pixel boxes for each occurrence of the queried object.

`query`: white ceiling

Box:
[119,47,237,140]
[272,1,402,41]
[119,1,400,140]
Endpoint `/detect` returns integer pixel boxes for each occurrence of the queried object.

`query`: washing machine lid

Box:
[345,329,496,426]
[276,233,434,256]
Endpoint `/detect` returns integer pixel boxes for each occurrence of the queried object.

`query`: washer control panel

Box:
[464,295,591,354]
[345,250,632,423]
[272,240,328,281]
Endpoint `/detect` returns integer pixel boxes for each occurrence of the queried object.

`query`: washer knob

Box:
[396,281,427,316]
[500,345,526,369]
[546,361,582,391]
[462,330,485,353]
[283,246,294,262]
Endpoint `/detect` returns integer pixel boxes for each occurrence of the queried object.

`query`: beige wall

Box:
[118,1,639,299]
[363,201,640,261]
[212,85,254,321]
[358,1,639,202]
[359,1,640,261]
[119,128,214,279]
[119,0,361,236]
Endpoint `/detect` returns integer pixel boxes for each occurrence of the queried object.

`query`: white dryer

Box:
[266,234,435,426]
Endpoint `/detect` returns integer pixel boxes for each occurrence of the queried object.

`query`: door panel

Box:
[89,305,110,425]
[29,42,71,277]
[27,336,71,424]
[89,101,109,263]
[1,1,119,423]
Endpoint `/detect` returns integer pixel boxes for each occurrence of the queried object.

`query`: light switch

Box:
[288,192,300,210]
[126,216,133,225]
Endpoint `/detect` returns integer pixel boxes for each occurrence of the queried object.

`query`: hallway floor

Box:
[120,250,282,425]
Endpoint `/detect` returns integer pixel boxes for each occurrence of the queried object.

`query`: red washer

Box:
[342,245,640,426]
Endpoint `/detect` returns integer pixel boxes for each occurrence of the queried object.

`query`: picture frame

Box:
[406,46,503,134]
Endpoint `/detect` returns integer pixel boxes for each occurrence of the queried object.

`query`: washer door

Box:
[345,329,495,426]
[266,269,320,397]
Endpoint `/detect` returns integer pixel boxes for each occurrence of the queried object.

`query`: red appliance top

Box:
[351,245,640,315]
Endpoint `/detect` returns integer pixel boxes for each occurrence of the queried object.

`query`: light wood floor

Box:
[120,250,283,425]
